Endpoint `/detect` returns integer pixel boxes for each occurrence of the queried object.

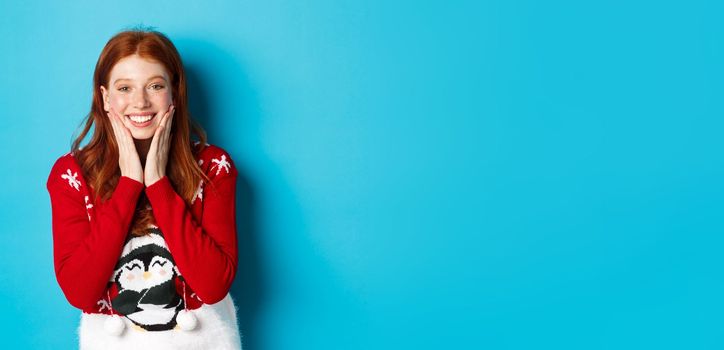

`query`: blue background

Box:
[1,0,723,349]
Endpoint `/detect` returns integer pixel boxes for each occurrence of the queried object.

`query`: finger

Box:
[156,109,173,159]
[114,110,133,139]
[161,104,172,128]
[162,106,174,143]
[148,105,173,157]
[109,110,127,143]
[107,108,123,144]
[160,106,172,133]
[108,107,124,134]
[148,114,165,155]
[108,108,134,153]
[168,105,175,128]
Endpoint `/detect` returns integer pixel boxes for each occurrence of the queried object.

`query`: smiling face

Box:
[100,54,173,140]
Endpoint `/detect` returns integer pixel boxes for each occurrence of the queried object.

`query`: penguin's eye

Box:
[151,260,167,267]
[125,262,142,271]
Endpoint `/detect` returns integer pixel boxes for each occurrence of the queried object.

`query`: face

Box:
[100,54,173,140]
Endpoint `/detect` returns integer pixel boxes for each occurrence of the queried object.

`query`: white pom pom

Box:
[177,309,198,331]
[104,314,125,336]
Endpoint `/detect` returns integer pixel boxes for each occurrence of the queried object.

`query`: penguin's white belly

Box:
[126,303,176,325]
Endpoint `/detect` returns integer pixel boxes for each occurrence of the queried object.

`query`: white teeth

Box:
[127,115,153,123]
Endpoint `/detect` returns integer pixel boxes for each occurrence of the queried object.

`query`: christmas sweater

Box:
[47,142,242,349]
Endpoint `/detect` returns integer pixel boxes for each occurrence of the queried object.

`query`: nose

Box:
[131,89,151,109]
[143,271,151,280]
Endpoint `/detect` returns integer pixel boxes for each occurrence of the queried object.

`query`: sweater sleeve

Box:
[47,155,144,310]
[144,149,238,304]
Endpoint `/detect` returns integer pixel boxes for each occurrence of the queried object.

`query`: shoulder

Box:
[194,142,231,162]
[50,150,77,168]
[47,151,86,192]
[194,142,238,179]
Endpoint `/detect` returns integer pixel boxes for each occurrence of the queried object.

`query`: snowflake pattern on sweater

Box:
[47,143,241,347]
[61,169,81,191]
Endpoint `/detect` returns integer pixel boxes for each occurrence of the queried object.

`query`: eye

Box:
[151,260,167,267]
[117,86,129,92]
[125,262,142,271]
[150,84,165,90]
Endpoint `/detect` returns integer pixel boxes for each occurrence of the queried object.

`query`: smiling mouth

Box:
[126,114,156,127]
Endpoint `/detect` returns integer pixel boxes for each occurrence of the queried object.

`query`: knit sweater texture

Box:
[47,142,242,349]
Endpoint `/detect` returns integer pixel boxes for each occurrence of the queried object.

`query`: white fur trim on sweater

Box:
[79,293,242,349]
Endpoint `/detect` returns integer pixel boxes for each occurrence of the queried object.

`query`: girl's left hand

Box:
[144,104,175,186]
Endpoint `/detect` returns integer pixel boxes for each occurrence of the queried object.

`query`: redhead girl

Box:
[46,29,242,349]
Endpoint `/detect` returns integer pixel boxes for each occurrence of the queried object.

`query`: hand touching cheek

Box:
[144,104,175,186]
[107,106,144,183]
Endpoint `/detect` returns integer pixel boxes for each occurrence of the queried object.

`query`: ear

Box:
[100,86,110,112]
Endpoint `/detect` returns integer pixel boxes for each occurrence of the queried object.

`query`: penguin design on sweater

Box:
[108,227,185,331]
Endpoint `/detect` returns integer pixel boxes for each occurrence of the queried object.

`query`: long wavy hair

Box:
[71,29,210,236]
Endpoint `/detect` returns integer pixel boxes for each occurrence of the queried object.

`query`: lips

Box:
[125,112,156,127]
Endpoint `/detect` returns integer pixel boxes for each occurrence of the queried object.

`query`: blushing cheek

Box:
[152,91,172,110]
[109,95,133,129]
[109,94,131,112]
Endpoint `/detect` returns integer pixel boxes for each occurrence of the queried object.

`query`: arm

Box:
[145,152,238,304]
[47,157,144,310]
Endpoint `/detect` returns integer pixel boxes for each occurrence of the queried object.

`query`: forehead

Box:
[109,54,169,83]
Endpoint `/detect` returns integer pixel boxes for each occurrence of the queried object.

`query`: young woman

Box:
[46,29,242,349]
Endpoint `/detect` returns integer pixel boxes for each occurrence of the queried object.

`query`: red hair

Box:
[71,29,210,236]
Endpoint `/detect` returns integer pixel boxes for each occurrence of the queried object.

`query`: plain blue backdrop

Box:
[1,0,723,349]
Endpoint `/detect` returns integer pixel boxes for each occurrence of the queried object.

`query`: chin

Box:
[131,131,156,140]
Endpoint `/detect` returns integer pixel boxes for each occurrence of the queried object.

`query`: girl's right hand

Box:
[108,107,143,184]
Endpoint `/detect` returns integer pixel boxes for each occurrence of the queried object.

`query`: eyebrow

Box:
[113,75,167,85]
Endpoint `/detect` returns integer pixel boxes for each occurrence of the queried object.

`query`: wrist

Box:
[145,174,164,187]
[121,171,143,184]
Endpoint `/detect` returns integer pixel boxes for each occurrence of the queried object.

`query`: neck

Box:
[134,138,152,166]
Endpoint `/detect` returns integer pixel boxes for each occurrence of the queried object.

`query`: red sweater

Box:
[47,143,238,313]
